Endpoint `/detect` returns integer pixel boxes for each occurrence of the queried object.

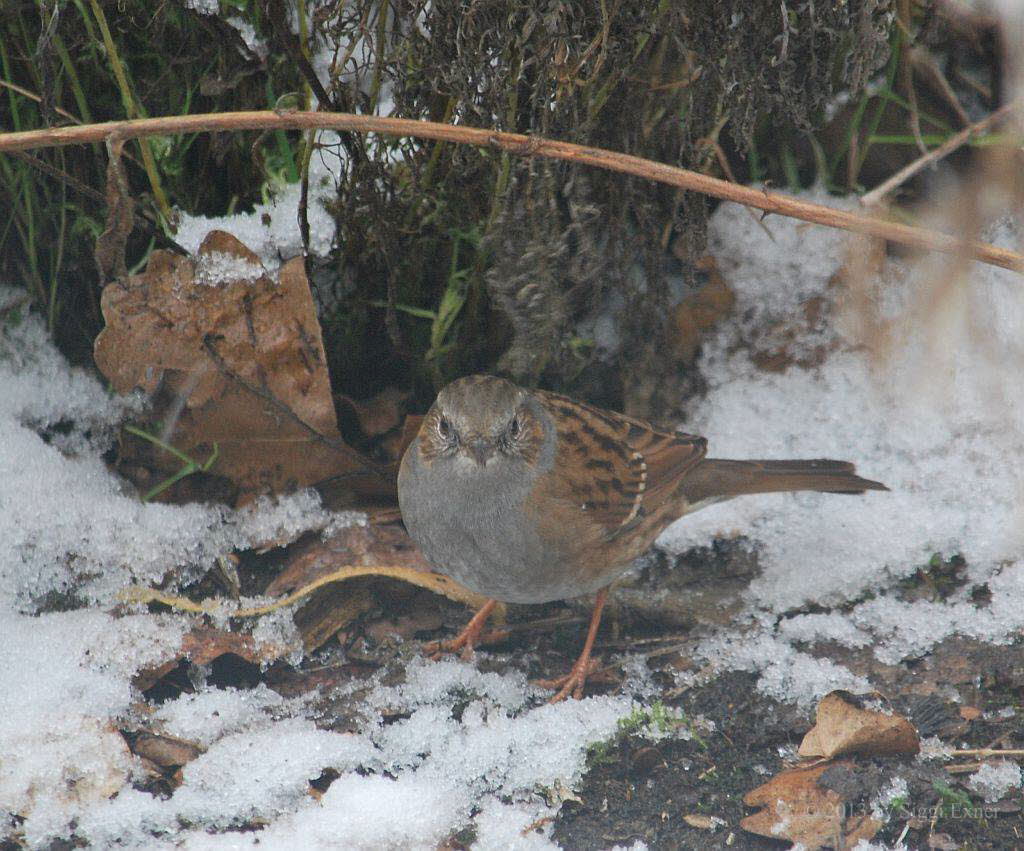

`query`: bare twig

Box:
[861,97,1023,207]
[951,748,1024,758]
[2,111,1023,274]
[0,78,82,125]
[898,0,928,158]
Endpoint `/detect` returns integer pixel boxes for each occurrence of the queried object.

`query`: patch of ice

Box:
[254,772,465,851]
[966,761,1022,803]
[0,611,185,846]
[871,775,909,821]
[694,631,872,708]
[153,684,287,747]
[194,250,267,286]
[170,719,376,829]
[779,612,872,648]
[918,736,955,762]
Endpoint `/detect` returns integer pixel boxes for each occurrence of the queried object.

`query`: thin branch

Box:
[861,96,1023,207]
[1,110,1023,274]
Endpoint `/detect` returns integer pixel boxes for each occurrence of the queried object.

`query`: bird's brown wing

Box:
[535,390,707,541]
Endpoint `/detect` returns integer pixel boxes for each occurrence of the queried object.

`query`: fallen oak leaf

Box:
[741,761,882,850]
[94,230,388,503]
[799,690,920,760]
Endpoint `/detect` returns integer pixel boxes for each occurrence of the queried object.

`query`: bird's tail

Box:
[679,458,888,504]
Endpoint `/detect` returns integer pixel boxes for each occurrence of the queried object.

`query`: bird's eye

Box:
[508,415,522,438]
[437,416,452,439]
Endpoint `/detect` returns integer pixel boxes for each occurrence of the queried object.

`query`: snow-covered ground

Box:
[2,187,1022,847]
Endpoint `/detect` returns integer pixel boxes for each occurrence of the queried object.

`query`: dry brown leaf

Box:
[338,386,409,438]
[265,523,433,596]
[741,761,882,850]
[264,523,502,648]
[379,414,424,468]
[94,230,388,503]
[130,732,203,769]
[133,625,289,692]
[671,255,735,363]
[292,583,376,652]
[799,690,920,759]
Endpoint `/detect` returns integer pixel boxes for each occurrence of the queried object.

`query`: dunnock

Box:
[398,375,887,701]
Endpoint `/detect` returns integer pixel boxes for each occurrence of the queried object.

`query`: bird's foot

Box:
[424,598,498,661]
[532,586,610,702]
[533,654,602,702]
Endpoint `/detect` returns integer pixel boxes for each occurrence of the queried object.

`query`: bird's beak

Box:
[466,439,493,467]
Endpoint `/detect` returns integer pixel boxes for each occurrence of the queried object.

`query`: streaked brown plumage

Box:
[398,375,887,700]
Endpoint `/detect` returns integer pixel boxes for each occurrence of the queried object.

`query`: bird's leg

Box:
[424,598,498,661]
[534,587,609,702]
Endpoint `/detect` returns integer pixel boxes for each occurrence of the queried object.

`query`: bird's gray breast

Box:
[398,447,576,603]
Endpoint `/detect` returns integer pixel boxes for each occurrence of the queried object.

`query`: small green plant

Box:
[124,425,219,502]
[614,705,653,737]
[617,701,707,745]
[425,225,482,364]
[885,792,909,818]
[586,701,708,768]
[584,737,618,767]
[932,779,976,821]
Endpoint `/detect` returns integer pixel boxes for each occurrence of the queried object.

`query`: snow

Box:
[56,658,630,850]
[870,775,909,821]
[193,250,267,286]
[0,610,185,847]
[966,761,1022,803]
[659,191,1024,693]
[173,144,341,272]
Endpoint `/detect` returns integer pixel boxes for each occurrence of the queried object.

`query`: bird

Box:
[397,374,887,701]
